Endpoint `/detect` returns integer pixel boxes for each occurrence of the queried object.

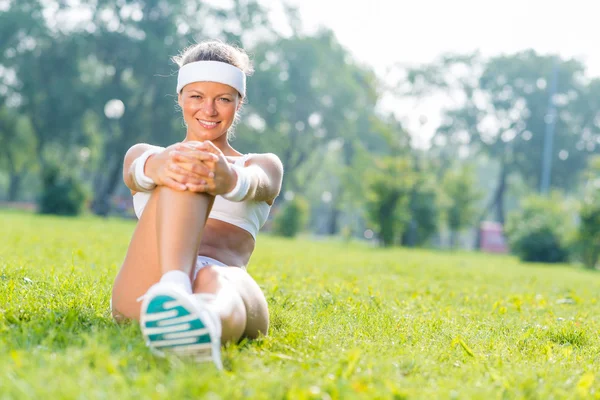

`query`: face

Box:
[178,81,242,143]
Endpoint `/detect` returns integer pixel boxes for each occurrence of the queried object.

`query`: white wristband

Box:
[222,164,251,202]
[133,148,162,192]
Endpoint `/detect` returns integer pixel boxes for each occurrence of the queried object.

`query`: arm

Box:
[167,141,283,203]
[122,143,164,194]
[239,153,284,205]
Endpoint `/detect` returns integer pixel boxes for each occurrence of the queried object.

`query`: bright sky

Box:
[291,0,600,77]
[283,0,600,146]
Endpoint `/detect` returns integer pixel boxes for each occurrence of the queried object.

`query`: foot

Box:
[139,282,223,369]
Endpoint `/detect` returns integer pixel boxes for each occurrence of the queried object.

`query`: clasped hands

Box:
[146,141,237,195]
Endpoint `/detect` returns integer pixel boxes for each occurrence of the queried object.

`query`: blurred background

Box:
[1,0,599,268]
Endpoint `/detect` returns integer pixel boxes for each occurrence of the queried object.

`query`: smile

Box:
[197,119,220,129]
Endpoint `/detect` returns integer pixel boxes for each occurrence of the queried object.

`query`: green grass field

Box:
[1,210,599,399]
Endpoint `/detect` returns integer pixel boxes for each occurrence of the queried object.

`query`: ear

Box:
[236,95,244,111]
[177,92,183,108]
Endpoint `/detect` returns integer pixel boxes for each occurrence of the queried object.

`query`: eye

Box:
[219,98,232,103]
[191,95,202,99]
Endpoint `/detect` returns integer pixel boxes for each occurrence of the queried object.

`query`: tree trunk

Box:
[8,173,22,202]
[402,218,418,247]
[378,191,401,247]
[403,184,421,247]
[450,230,457,248]
[91,105,133,216]
[91,153,125,216]
[31,120,49,172]
[3,149,22,202]
[327,205,340,235]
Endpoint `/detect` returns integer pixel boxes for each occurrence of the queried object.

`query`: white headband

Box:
[176,61,246,97]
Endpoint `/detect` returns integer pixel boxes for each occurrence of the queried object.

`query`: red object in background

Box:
[479,221,509,253]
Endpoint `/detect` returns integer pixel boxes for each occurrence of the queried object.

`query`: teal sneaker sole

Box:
[140,287,222,369]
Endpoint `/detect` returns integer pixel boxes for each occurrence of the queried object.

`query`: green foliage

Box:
[440,165,483,247]
[505,193,574,263]
[401,51,600,227]
[38,165,87,216]
[365,156,415,246]
[574,156,600,269]
[407,51,600,193]
[273,196,309,238]
[402,174,440,247]
[577,193,600,269]
[241,29,380,192]
[3,212,600,398]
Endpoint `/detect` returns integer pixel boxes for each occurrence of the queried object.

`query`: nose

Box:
[202,100,217,116]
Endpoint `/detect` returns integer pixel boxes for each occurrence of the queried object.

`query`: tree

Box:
[394,50,600,230]
[0,105,35,201]
[576,156,600,269]
[359,119,415,246]
[365,156,415,246]
[440,165,482,248]
[505,193,574,263]
[0,0,96,205]
[239,29,379,194]
[1,0,91,166]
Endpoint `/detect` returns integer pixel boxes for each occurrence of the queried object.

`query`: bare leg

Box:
[112,186,213,320]
[155,187,214,277]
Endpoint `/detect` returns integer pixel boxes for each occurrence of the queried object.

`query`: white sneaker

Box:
[139,282,223,370]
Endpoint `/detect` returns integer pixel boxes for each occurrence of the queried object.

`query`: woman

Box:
[111,40,283,369]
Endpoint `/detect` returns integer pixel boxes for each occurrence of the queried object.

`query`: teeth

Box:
[198,120,217,126]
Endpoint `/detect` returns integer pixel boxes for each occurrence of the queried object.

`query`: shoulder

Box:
[124,143,165,163]
[245,153,284,182]
[245,153,283,171]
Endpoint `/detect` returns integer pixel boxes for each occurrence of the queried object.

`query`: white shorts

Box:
[194,255,228,280]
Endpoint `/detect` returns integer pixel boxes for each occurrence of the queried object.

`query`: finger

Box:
[185,183,208,193]
[172,150,218,163]
[162,177,187,191]
[167,163,196,175]
[168,162,203,179]
[188,162,214,178]
[171,160,214,178]
[167,170,207,186]
[195,140,222,155]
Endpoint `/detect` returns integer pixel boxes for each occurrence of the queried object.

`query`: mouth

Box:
[196,119,221,129]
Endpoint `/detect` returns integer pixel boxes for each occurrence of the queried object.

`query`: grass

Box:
[1,210,600,399]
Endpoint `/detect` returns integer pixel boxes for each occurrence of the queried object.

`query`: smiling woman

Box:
[110,40,284,369]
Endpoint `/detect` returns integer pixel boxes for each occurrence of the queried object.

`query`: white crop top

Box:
[132,153,271,239]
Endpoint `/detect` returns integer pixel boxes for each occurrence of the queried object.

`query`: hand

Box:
[145,142,218,191]
[174,141,237,195]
